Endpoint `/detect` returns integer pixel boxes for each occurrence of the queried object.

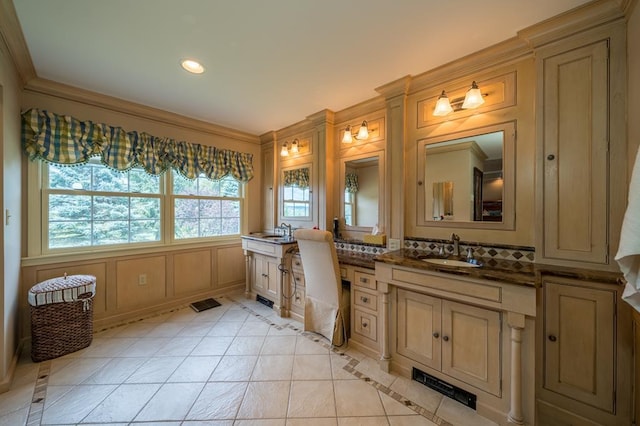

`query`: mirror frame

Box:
[339,150,386,233]
[416,121,515,230]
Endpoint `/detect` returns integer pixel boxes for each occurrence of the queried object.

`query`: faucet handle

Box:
[466,247,474,260]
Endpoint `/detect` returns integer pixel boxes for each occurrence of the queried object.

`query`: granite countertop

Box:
[336,250,377,269]
[374,249,623,287]
[241,233,296,245]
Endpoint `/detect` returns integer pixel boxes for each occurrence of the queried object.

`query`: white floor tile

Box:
[192,336,234,356]
[155,336,203,356]
[389,377,442,414]
[354,356,397,387]
[48,357,112,385]
[251,355,294,381]
[0,406,29,426]
[208,321,244,336]
[209,355,258,381]
[295,336,329,355]
[226,336,266,355]
[287,419,337,426]
[83,357,147,384]
[125,356,184,383]
[261,336,297,355]
[41,384,117,424]
[124,337,172,357]
[287,380,335,418]
[379,391,418,416]
[234,420,286,426]
[81,383,160,423]
[436,397,498,426]
[330,355,356,381]
[186,381,247,420]
[236,381,290,419]
[134,382,204,421]
[333,380,385,417]
[292,355,332,380]
[168,355,221,382]
[338,417,389,426]
[387,415,438,425]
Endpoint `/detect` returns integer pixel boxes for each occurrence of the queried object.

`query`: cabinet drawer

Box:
[354,271,376,290]
[354,289,378,312]
[290,288,305,315]
[354,308,378,342]
[340,267,347,279]
[291,270,306,288]
[291,255,304,272]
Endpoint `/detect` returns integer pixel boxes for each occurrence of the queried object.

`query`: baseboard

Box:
[0,338,25,394]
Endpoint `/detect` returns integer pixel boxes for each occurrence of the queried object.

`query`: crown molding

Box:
[518,0,626,48]
[408,36,531,96]
[375,75,412,99]
[333,96,386,125]
[23,77,261,144]
[0,0,36,86]
[621,0,638,17]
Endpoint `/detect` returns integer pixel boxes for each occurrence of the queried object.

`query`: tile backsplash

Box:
[403,237,535,263]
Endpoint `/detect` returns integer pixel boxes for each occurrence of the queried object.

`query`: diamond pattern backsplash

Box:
[403,237,535,262]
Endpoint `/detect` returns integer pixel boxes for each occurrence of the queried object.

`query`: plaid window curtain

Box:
[21,109,254,182]
[283,168,310,188]
[345,173,359,193]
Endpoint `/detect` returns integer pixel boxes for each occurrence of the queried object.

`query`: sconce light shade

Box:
[461,81,485,109]
[433,90,454,116]
[280,143,289,157]
[342,125,353,144]
[357,121,369,140]
[290,139,299,153]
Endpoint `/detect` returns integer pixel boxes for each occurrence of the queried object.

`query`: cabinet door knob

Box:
[362,322,368,328]
[547,154,555,160]
[433,332,439,339]
[361,296,369,303]
[442,336,449,342]
[548,335,557,342]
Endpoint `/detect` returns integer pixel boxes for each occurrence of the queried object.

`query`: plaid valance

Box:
[345,173,359,193]
[21,109,254,182]
[283,167,309,188]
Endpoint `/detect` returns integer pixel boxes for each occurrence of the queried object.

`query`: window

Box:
[172,172,242,239]
[344,190,354,226]
[42,161,244,252]
[46,160,161,249]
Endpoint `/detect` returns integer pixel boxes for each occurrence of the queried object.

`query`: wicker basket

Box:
[28,274,96,362]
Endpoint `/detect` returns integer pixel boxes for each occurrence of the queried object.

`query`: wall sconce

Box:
[280,139,299,157]
[433,81,487,117]
[342,121,369,144]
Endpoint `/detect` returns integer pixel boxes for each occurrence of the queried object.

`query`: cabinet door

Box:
[544,281,615,412]
[251,255,266,292]
[541,40,609,264]
[441,300,501,397]
[266,259,279,298]
[396,289,441,370]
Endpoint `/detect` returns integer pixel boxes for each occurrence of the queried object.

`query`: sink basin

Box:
[422,258,480,268]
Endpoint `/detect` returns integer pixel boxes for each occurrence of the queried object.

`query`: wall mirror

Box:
[417,121,515,230]
[339,151,385,233]
[281,165,312,220]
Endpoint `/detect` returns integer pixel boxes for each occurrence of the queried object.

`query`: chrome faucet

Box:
[280,222,292,237]
[451,233,461,257]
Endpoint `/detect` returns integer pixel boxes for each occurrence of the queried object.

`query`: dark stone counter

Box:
[374,249,623,287]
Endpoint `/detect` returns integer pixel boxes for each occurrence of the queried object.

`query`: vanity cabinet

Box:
[536,21,626,269]
[397,289,501,396]
[250,254,278,299]
[288,254,306,321]
[536,276,632,425]
[350,269,380,355]
[241,237,296,316]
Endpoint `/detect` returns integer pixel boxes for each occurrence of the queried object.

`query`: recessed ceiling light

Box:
[180,59,205,74]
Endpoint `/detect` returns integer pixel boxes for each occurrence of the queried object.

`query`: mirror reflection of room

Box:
[425,130,503,222]
[344,158,379,227]
[282,167,310,218]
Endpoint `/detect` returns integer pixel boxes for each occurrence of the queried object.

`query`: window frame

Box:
[29,160,246,257]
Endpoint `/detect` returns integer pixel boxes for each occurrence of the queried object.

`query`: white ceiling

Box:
[13,0,592,136]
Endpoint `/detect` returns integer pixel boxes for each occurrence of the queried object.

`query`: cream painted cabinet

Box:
[536,22,626,268]
[537,276,632,425]
[251,254,278,299]
[396,289,501,396]
[350,269,380,356]
[262,145,275,232]
[288,254,306,321]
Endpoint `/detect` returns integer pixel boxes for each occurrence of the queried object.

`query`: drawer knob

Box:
[548,335,557,342]
[361,296,369,303]
[362,322,368,328]
[442,336,449,342]
[360,277,368,283]
[547,154,555,161]
[433,332,439,339]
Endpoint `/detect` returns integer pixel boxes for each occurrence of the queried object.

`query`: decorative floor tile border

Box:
[26,360,51,426]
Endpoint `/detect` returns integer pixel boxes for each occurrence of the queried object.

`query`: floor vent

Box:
[412,367,477,410]
[190,298,221,312]
[256,294,274,308]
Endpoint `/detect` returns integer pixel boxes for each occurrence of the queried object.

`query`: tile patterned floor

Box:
[0,292,498,426]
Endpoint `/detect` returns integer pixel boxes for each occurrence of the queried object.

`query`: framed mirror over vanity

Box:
[416,121,515,230]
[338,151,386,238]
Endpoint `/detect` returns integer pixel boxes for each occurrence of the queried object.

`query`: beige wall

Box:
[0,37,24,388]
